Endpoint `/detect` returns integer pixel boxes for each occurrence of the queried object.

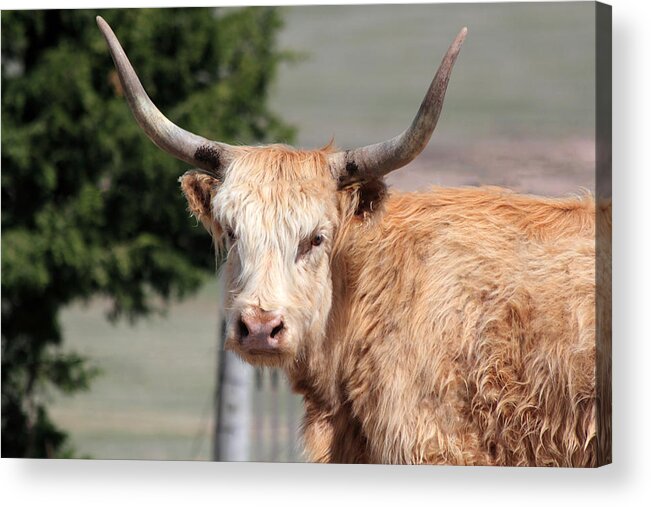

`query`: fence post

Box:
[214,332,253,461]
[213,271,253,462]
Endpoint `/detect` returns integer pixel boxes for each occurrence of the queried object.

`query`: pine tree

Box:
[1,7,294,458]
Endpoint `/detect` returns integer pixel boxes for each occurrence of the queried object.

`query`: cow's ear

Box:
[179,171,221,235]
[350,178,388,218]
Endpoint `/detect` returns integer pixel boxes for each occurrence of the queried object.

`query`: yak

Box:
[97,16,611,466]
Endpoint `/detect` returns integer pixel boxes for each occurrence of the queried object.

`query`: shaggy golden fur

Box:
[180,144,610,466]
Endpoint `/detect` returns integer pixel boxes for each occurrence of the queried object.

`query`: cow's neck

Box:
[286,208,383,413]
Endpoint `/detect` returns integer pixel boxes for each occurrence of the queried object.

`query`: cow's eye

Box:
[311,234,324,247]
[297,233,324,261]
[225,227,237,242]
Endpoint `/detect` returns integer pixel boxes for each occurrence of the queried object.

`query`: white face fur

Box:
[209,148,340,368]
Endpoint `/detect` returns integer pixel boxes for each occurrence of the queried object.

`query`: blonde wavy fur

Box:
[180,145,611,466]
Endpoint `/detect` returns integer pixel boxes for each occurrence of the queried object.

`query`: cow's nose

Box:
[238,310,284,346]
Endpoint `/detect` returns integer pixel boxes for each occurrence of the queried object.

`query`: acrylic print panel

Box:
[1,2,611,466]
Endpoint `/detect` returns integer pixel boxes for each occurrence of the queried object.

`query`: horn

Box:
[96,16,233,174]
[330,27,467,186]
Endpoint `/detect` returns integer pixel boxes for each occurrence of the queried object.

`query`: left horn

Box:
[96,16,234,174]
[329,27,467,186]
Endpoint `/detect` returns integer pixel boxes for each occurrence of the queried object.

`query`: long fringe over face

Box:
[212,145,340,369]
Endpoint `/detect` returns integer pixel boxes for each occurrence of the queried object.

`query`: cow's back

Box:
[332,186,598,465]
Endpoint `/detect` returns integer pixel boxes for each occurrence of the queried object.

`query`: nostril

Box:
[270,322,284,338]
[238,318,250,338]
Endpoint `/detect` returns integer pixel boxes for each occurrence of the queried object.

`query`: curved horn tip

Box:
[96,16,114,40]
[454,27,468,47]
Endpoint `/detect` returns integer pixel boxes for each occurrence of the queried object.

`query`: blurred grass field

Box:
[271,3,594,148]
[50,2,597,461]
[54,281,221,460]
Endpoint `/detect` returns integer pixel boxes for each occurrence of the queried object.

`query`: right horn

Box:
[329,27,467,186]
[96,16,234,174]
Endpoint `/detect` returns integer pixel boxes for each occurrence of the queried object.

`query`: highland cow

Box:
[98,17,611,466]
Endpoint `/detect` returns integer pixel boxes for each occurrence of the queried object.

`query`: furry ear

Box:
[349,178,388,218]
[179,171,221,235]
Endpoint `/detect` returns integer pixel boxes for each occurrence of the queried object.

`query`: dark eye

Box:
[225,227,236,242]
[296,233,324,261]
